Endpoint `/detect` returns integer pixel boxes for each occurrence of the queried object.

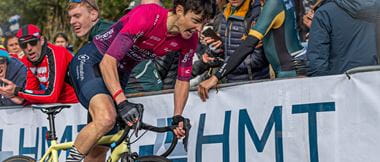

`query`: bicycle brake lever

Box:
[183,118,191,152]
[134,106,144,137]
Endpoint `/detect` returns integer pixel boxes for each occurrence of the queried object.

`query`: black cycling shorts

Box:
[69,43,131,108]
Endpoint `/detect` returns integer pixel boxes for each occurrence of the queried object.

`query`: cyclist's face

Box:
[6,37,22,54]
[230,0,245,7]
[68,5,98,37]
[176,7,204,39]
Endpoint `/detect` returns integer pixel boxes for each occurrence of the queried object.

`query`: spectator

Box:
[4,34,24,60]
[303,0,324,29]
[68,0,113,161]
[306,0,378,76]
[0,24,78,104]
[198,0,307,101]
[0,49,26,106]
[54,32,73,53]
[68,0,112,43]
[209,0,270,82]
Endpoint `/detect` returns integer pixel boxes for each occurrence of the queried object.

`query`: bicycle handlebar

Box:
[115,105,191,158]
[114,120,190,158]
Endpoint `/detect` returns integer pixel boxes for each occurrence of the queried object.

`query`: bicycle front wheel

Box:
[3,155,36,162]
[135,155,170,162]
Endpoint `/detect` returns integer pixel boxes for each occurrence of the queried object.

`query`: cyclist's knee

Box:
[98,114,116,130]
[89,94,117,131]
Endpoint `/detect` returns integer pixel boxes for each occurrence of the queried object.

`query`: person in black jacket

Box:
[306,0,378,76]
[0,49,26,106]
[201,0,270,82]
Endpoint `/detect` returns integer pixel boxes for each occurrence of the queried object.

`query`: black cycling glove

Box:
[117,100,143,124]
[172,115,185,126]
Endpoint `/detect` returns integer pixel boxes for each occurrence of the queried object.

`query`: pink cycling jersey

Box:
[93,4,198,81]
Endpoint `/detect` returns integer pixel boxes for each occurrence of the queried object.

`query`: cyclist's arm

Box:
[101,8,154,102]
[174,35,197,115]
[99,54,127,104]
[173,79,189,115]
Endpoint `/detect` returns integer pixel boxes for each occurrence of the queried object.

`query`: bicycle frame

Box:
[29,104,185,162]
[40,130,128,162]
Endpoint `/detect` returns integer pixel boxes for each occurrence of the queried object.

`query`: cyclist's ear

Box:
[175,4,185,16]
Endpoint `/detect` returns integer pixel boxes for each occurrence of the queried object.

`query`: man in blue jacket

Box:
[0,49,26,106]
[306,0,378,76]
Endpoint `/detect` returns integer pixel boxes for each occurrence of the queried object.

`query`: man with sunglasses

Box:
[68,0,112,42]
[0,24,78,105]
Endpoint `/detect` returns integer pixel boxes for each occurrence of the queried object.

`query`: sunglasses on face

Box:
[69,0,98,11]
[20,39,39,49]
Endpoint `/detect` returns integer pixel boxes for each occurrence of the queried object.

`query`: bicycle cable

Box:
[128,130,148,145]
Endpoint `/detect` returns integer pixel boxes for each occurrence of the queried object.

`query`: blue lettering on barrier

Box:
[292,102,335,162]
[196,111,231,162]
[238,107,283,162]
[20,128,39,159]
[77,124,86,132]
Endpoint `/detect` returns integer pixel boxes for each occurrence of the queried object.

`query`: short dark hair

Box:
[54,32,69,43]
[173,0,217,21]
[3,33,18,51]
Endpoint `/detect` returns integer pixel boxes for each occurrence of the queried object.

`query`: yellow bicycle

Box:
[4,104,190,162]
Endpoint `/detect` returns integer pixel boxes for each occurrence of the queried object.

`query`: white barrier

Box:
[1,71,380,162]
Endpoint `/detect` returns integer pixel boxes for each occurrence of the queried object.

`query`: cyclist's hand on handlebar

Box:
[172,116,191,151]
[172,115,186,138]
[117,100,143,126]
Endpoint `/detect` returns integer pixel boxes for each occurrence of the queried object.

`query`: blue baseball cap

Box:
[0,49,10,63]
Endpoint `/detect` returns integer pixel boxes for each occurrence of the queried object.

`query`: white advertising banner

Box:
[1,71,380,162]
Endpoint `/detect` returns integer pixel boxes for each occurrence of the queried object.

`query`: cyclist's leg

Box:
[67,43,116,161]
[74,93,116,160]
[84,145,108,162]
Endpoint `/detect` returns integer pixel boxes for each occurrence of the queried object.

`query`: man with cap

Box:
[0,24,78,104]
[0,49,26,106]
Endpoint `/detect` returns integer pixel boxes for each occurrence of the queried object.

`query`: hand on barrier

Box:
[198,75,219,102]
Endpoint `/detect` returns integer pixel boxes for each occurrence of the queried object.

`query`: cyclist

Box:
[66,0,216,161]
[198,0,307,101]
